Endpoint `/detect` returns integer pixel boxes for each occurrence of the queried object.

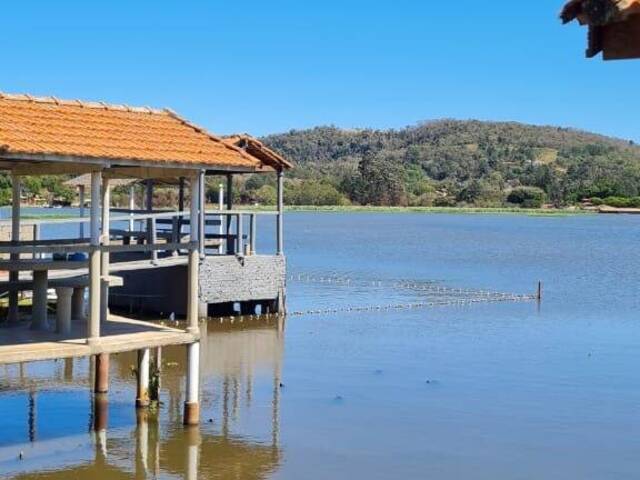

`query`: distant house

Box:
[561,0,640,59]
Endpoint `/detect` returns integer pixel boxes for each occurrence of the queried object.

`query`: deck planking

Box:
[0,314,196,364]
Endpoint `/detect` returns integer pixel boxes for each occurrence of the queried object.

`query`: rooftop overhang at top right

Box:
[561,0,640,59]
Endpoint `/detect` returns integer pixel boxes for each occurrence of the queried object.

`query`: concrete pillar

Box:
[8,174,21,324]
[183,341,200,425]
[136,348,151,408]
[55,287,73,335]
[277,169,284,255]
[71,287,85,321]
[31,270,48,330]
[88,170,102,343]
[95,353,109,394]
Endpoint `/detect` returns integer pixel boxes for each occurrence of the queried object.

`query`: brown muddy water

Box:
[2,212,640,479]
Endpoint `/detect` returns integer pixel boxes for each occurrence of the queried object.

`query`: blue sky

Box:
[2,1,639,140]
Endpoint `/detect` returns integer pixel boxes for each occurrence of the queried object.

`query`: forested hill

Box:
[256,120,640,208]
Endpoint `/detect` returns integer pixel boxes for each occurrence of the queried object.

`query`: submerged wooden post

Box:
[95,353,109,394]
[276,169,284,255]
[8,174,20,324]
[100,178,111,323]
[88,170,102,343]
[136,348,151,408]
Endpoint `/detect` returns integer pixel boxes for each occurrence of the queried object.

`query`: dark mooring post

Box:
[95,353,109,394]
[276,169,284,256]
[537,281,543,301]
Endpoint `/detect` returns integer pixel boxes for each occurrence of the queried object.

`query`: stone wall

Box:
[199,255,286,304]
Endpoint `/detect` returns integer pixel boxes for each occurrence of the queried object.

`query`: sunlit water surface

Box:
[1,211,639,479]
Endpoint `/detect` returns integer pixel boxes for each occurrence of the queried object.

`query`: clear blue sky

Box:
[2,1,639,141]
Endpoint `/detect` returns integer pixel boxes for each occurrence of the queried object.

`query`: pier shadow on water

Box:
[0,316,285,479]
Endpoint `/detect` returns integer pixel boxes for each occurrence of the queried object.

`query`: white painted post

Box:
[250,213,256,255]
[100,178,110,323]
[183,341,200,425]
[226,174,233,254]
[8,175,20,324]
[79,185,86,239]
[136,348,151,408]
[277,170,284,255]
[88,170,102,343]
[128,184,135,232]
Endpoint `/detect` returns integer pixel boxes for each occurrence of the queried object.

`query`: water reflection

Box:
[0,315,285,479]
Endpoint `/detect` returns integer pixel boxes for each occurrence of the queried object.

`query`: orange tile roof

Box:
[561,0,640,24]
[223,134,293,170]
[0,93,259,170]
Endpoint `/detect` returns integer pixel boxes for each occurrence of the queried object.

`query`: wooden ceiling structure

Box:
[561,0,640,59]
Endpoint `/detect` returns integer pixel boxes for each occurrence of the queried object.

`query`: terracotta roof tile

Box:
[0,93,259,170]
[223,134,293,170]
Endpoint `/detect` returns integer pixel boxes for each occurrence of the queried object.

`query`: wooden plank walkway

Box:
[0,315,195,364]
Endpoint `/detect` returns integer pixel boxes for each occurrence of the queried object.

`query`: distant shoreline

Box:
[245,205,595,216]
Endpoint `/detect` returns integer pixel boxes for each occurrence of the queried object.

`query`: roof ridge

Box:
[163,109,259,166]
[0,91,166,115]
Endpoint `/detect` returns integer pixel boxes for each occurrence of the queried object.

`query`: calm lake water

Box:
[1,211,640,479]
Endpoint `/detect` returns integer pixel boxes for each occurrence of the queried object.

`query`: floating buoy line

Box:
[286,273,538,317]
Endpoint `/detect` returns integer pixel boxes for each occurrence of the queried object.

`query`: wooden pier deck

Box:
[0,315,195,364]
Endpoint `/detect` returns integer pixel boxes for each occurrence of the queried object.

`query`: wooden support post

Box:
[226,174,233,254]
[55,287,73,335]
[31,270,48,330]
[537,281,543,301]
[88,170,102,343]
[277,169,284,256]
[8,174,20,324]
[136,348,151,408]
[95,353,109,394]
[218,183,224,254]
[146,180,157,263]
[79,185,86,239]
[101,178,110,323]
[198,171,205,258]
[188,174,201,330]
[250,213,257,255]
[183,341,200,425]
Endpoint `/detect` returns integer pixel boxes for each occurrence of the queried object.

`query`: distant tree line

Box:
[244,120,640,208]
